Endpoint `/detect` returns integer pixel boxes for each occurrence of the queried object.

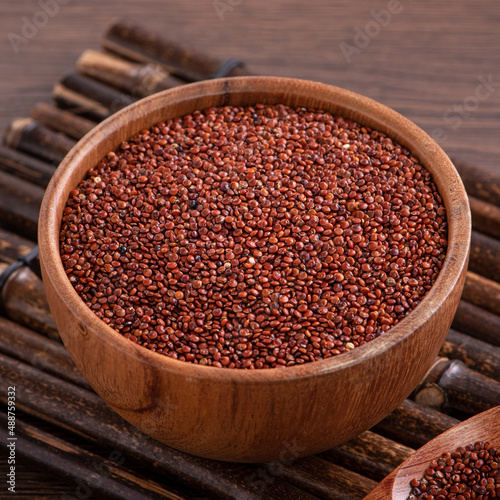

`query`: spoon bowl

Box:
[365,405,500,499]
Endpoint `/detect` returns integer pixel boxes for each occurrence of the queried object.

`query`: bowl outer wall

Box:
[38,76,471,462]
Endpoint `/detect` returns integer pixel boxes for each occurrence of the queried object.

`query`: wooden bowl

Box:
[38,77,471,463]
[365,405,500,499]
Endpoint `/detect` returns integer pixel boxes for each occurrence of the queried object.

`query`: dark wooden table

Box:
[2,0,499,173]
[0,0,499,498]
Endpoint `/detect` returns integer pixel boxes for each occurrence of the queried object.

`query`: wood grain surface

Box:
[1,0,499,173]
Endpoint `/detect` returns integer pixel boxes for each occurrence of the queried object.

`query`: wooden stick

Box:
[54,73,137,121]
[77,49,184,97]
[0,354,317,500]
[273,456,376,500]
[0,230,57,339]
[0,262,59,340]
[31,102,96,141]
[436,359,500,414]
[413,358,500,415]
[412,358,451,409]
[0,228,35,263]
[4,118,75,165]
[0,170,44,241]
[321,431,414,482]
[469,229,500,283]
[452,300,500,347]
[0,412,187,500]
[441,329,500,381]
[53,83,111,121]
[453,158,500,207]
[462,271,500,317]
[372,399,459,449]
[469,195,500,240]
[0,145,55,188]
[0,315,82,387]
[103,20,251,82]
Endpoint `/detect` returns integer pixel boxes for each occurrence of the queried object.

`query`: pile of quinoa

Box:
[60,104,447,369]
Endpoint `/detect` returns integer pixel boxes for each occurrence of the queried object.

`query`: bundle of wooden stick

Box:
[0,19,499,500]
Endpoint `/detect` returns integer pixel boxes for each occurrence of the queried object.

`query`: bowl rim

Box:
[38,75,471,383]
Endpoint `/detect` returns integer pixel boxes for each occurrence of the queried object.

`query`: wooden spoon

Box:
[365,405,500,499]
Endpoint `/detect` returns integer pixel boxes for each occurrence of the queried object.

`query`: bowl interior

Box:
[39,76,470,379]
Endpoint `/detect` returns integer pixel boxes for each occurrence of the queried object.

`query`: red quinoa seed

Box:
[408,441,500,499]
[60,104,447,369]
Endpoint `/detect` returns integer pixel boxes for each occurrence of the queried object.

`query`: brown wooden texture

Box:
[30,102,96,141]
[0,262,58,340]
[272,456,377,500]
[321,431,414,482]
[0,412,188,500]
[77,49,184,97]
[440,329,500,381]
[372,399,459,450]
[414,358,500,415]
[0,170,44,241]
[54,73,137,120]
[0,145,55,187]
[0,353,321,500]
[38,76,470,463]
[453,159,500,207]
[452,299,500,347]
[469,230,500,283]
[462,271,500,317]
[365,406,500,499]
[0,230,49,330]
[0,315,77,385]
[0,455,73,499]
[2,1,500,173]
[0,227,33,263]
[437,360,500,415]
[53,82,111,122]
[103,20,252,82]
[468,195,500,240]
[4,118,75,165]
